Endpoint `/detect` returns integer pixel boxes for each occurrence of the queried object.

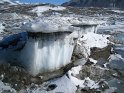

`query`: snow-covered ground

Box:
[26,66,100,93]
[31,6,66,16]
[0,81,16,93]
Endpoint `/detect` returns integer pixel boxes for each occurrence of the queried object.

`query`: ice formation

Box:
[0,16,101,75]
[18,16,100,75]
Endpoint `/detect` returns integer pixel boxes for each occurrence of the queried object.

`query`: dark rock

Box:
[76,87,101,93]
[1,90,13,93]
[46,84,57,91]
[90,45,112,61]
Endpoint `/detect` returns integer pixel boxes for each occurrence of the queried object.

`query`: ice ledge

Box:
[22,16,101,33]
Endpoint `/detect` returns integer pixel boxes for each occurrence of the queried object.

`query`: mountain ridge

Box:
[62,0,124,9]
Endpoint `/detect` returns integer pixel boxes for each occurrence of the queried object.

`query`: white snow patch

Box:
[89,58,98,64]
[82,33,109,48]
[69,66,82,75]
[111,10,124,13]
[80,32,110,55]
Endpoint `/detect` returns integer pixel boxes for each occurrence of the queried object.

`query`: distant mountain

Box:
[62,0,124,8]
[0,0,22,5]
[0,0,15,5]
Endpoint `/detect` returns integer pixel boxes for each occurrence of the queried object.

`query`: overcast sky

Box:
[18,0,69,5]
